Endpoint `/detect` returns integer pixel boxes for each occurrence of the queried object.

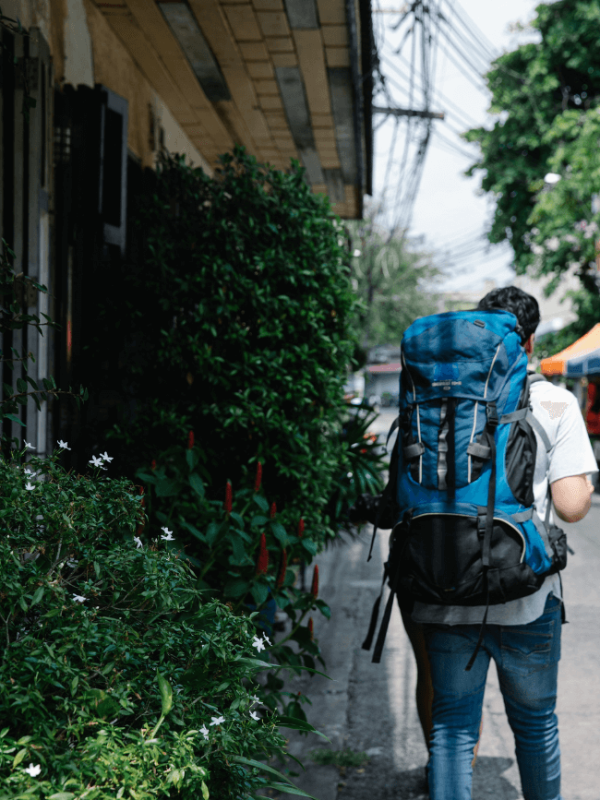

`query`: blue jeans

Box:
[423,594,563,800]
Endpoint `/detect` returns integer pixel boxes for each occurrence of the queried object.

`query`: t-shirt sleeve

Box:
[548,394,598,484]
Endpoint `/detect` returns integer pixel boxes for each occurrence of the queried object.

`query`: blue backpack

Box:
[363,309,568,669]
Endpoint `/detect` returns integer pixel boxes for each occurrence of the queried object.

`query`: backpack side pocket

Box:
[546,523,568,574]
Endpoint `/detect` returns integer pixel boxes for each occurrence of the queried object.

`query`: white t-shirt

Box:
[412,379,598,626]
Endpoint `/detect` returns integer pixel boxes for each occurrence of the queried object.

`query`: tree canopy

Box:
[465,0,600,341]
[347,210,440,351]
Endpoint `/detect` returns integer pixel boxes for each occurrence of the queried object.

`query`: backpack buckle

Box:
[486,403,499,428]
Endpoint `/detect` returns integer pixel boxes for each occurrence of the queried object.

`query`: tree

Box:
[465,0,600,344]
[347,208,441,351]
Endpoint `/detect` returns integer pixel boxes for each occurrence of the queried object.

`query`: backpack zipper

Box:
[410,511,526,562]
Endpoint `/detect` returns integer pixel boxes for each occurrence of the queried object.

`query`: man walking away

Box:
[414,287,597,799]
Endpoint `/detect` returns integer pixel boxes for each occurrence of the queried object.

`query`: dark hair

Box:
[477,286,540,344]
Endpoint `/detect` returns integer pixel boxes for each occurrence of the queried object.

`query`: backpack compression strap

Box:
[465,401,498,672]
[366,416,400,563]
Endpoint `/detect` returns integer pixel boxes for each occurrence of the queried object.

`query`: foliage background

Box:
[346,206,441,352]
[464,0,600,354]
[88,146,360,547]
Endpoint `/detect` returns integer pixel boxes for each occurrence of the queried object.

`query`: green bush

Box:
[0,449,320,799]
[98,146,360,546]
[135,435,331,718]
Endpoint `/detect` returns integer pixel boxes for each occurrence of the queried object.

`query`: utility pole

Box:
[373,106,445,120]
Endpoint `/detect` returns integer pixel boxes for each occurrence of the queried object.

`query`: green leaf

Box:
[189,472,205,499]
[266,783,319,799]
[223,578,250,598]
[270,521,288,546]
[155,477,182,497]
[49,794,76,800]
[12,748,27,767]
[276,715,330,741]
[253,495,269,513]
[230,511,244,528]
[180,520,206,543]
[228,755,295,786]
[30,585,44,605]
[251,582,269,607]
[4,413,25,427]
[301,539,317,556]
[201,781,210,800]
[234,657,271,671]
[251,515,269,527]
[157,671,173,717]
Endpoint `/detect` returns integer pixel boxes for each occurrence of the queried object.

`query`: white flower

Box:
[353,249,362,257]
[252,635,266,653]
[133,536,143,549]
[57,440,71,450]
[250,695,261,705]
[262,634,271,646]
[25,482,35,491]
[99,451,113,463]
[89,456,103,468]
[160,527,175,541]
[24,441,34,451]
[24,763,41,777]
[200,725,209,740]
[210,715,225,726]
[24,467,35,476]
[545,236,560,252]
[73,594,86,603]
[250,710,260,721]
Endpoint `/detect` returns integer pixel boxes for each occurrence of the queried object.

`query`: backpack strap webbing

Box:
[366,417,400,563]
[465,401,498,672]
[361,569,388,652]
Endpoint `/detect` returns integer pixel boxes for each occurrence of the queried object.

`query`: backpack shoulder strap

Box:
[366,415,400,563]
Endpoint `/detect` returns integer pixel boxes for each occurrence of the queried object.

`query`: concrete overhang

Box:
[92,0,373,218]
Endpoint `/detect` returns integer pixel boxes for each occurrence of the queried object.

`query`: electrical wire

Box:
[381,52,480,130]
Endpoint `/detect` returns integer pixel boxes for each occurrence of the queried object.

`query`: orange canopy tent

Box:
[540,323,600,377]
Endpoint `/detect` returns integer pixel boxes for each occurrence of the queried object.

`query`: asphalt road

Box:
[279,493,600,800]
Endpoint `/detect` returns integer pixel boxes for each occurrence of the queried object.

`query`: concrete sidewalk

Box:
[277,496,600,800]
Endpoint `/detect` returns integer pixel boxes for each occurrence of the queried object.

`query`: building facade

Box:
[0,0,374,461]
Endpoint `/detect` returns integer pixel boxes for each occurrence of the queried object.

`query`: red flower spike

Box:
[298,518,305,538]
[151,459,157,471]
[276,550,288,589]
[311,565,319,598]
[269,502,277,519]
[187,430,195,449]
[308,617,314,640]
[254,461,263,494]
[225,481,233,516]
[256,533,269,576]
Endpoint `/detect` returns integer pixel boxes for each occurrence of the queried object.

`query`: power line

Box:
[432,127,478,160]
[381,52,480,130]
[443,0,497,60]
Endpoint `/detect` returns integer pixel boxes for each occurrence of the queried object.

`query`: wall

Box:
[4,0,210,171]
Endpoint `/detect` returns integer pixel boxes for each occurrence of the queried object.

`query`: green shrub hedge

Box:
[97,146,360,546]
[0,450,318,799]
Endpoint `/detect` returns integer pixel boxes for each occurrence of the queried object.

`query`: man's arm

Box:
[551,474,595,523]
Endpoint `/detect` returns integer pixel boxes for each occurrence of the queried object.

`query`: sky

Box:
[371,0,543,292]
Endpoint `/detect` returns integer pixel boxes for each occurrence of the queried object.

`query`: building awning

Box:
[540,324,600,377]
[92,0,373,218]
